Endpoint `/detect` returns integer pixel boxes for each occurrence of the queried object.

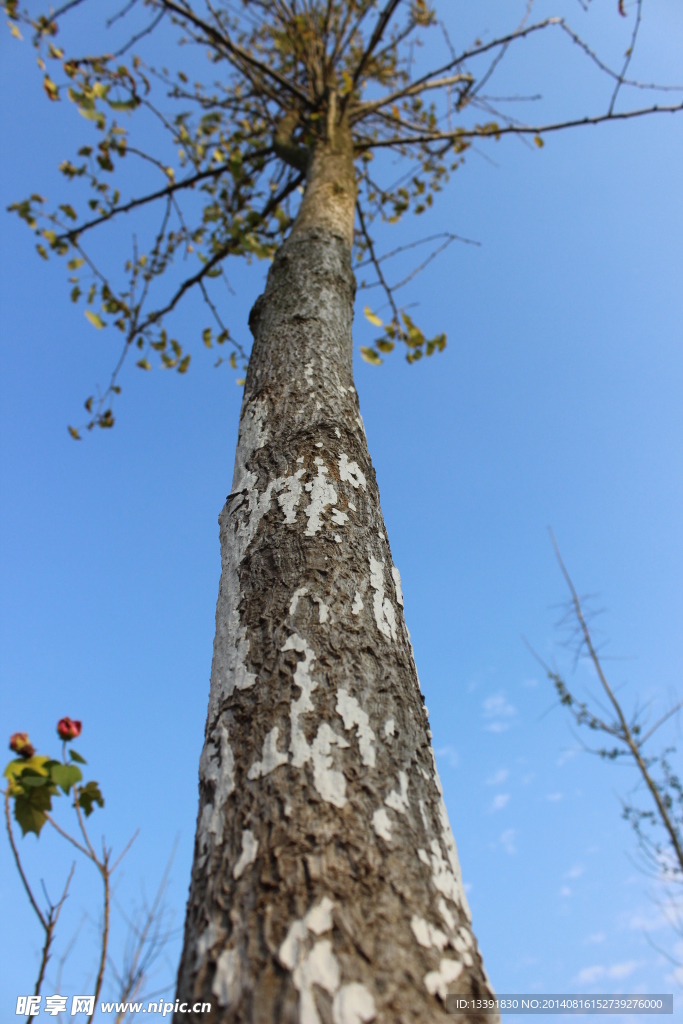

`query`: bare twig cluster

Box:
[527,532,683,947]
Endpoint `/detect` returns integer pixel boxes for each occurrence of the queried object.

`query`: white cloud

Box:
[577,965,605,984]
[522,772,536,785]
[435,744,459,768]
[564,864,584,880]
[486,768,509,786]
[499,829,516,855]
[546,792,563,802]
[522,677,538,688]
[584,932,606,945]
[557,748,579,767]
[576,961,642,986]
[607,961,640,980]
[491,793,510,812]
[482,692,517,733]
[559,886,572,898]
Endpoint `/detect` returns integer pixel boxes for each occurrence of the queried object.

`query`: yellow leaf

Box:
[43,75,59,101]
[534,135,544,148]
[68,426,82,440]
[236,378,246,386]
[84,310,105,329]
[136,358,151,370]
[359,346,383,365]
[363,306,383,328]
[9,22,23,40]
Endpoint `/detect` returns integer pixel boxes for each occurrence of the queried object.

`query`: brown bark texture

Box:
[175,129,497,1024]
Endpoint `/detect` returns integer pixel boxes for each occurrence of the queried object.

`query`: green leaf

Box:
[177,354,191,374]
[78,780,104,817]
[376,338,395,353]
[50,762,82,795]
[68,426,82,441]
[14,790,53,837]
[360,346,383,365]
[136,358,151,370]
[85,310,105,329]
[69,749,87,764]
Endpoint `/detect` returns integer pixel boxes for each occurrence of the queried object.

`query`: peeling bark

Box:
[175,132,497,1023]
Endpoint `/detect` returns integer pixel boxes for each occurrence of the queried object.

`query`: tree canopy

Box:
[5,0,682,434]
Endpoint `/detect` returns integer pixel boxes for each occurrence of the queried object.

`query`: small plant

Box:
[3,718,126,1020]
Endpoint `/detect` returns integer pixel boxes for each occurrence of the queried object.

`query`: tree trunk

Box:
[175,125,497,1024]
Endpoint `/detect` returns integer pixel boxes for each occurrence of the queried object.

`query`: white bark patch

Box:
[410,915,449,951]
[331,508,349,527]
[315,442,324,448]
[335,427,341,438]
[304,459,338,536]
[419,794,430,835]
[383,718,395,739]
[369,556,397,641]
[284,633,348,807]
[279,898,344,1024]
[332,984,376,1024]
[197,719,234,854]
[430,751,472,921]
[391,566,404,607]
[212,948,240,1008]
[438,898,456,933]
[424,958,464,1002]
[315,598,330,624]
[233,829,258,879]
[290,587,309,616]
[372,807,392,842]
[385,772,410,814]
[196,919,224,962]
[277,468,306,524]
[427,838,468,913]
[306,896,335,936]
[247,726,288,779]
[339,453,366,490]
[336,689,376,768]
[310,723,349,808]
[351,591,363,615]
[348,501,357,512]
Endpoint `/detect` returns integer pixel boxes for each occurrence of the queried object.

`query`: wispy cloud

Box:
[577,965,605,984]
[584,932,606,945]
[559,886,572,898]
[482,692,517,733]
[435,744,459,769]
[576,961,641,985]
[546,792,563,802]
[522,677,538,688]
[491,793,510,812]
[500,829,516,855]
[486,768,509,786]
[565,864,584,880]
[557,748,579,767]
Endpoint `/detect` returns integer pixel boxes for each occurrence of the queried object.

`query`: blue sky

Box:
[1,2,682,1019]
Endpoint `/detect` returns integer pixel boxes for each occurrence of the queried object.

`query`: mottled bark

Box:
[175,127,497,1024]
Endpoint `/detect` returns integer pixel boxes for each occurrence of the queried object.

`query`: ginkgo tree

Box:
[5,1,682,1020]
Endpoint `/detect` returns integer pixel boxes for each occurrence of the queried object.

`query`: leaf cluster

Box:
[4,747,103,836]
